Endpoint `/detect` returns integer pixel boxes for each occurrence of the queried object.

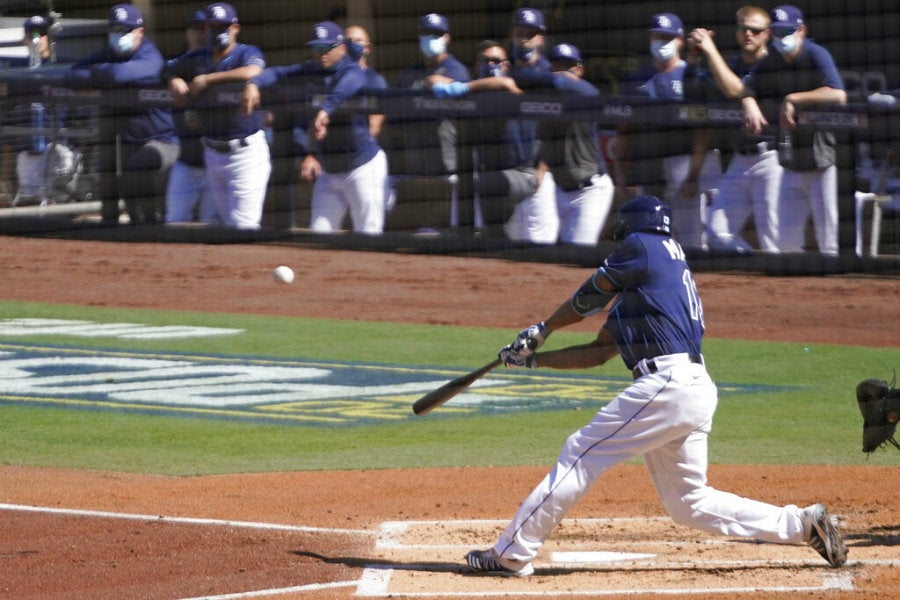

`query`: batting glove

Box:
[511,321,550,357]
[499,344,537,369]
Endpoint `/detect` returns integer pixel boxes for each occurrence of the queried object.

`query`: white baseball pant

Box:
[777,165,839,255]
[492,357,808,564]
[706,149,782,253]
[203,130,271,230]
[504,171,560,245]
[662,151,723,250]
[556,173,615,245]
[310,149,389,235]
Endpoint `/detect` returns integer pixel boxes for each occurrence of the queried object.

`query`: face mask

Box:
[109,31,136,55]
[207,30,231,50]
[477,64,504,78]
[650,39,678,61]
[512,44,535,63]
[346,41,365,62]
[419,35,446,58]
[771,32,798,55]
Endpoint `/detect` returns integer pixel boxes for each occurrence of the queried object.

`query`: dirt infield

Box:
[1,235,899,599]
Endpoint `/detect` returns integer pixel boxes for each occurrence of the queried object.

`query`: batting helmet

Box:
[612,195,672,240]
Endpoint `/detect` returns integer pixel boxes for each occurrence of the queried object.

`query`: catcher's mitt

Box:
[857,377,900,453]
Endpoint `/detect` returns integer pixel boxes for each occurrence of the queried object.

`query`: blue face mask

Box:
[346,40,365,62]
[109,31,136,55]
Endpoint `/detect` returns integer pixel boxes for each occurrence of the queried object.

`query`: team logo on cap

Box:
[656,15,673,29]
[314,26,328,40]
[211,5,228,20]
[773,8,789,22]
[425,14,442,27]
[114,7,129,21]
[520,9,539,24]
[557,44,575,57]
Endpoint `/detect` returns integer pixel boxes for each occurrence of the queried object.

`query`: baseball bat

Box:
[412,358,502,415]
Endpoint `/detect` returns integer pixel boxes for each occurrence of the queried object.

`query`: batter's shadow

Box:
[292,550,469,574]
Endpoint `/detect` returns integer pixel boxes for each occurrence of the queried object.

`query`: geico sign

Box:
[706,108,743,123]
[520,101,563,115]
[138,89,172,103]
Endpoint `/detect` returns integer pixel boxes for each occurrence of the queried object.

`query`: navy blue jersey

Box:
[394,54,470,89]
[165,44,266,140]
[66,39,176,144]
[744,40,844,169]
[598,232,705,369]
[253,57,380,173]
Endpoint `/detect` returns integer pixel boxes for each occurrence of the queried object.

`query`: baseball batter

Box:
[466,195,847,576]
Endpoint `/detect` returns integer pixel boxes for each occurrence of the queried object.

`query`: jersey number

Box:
[683,270,704,327]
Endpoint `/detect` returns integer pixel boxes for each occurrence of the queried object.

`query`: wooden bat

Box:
[412,358,502,415]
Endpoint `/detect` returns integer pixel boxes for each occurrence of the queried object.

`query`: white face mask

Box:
[771,32,798,55]
[650,38,678,61]
[109,31,136,55]
[419,35,447,58]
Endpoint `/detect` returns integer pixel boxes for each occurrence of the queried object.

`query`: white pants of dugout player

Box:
[310,150,389,235]
[777,165,839,255]
[706,149,782,253]
[203,130,271,229]
[662,151,723,251]
[505,172,614,246]
[492,356,809,565]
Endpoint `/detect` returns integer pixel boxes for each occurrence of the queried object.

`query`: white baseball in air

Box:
[272,265,294,284]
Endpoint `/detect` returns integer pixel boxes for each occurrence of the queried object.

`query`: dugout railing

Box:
[1,65,898,260]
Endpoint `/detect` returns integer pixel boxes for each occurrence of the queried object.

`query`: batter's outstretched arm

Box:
[535,327,619,370]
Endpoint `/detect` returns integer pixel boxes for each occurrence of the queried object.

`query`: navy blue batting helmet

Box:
[612,195,672,240]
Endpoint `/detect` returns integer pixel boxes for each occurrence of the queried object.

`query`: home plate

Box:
[552,551,657,565]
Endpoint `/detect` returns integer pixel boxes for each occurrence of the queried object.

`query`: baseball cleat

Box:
[803,503,848,567]
[465,549,534,577]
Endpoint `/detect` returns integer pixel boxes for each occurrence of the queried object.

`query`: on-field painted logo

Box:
[0,342,774,427]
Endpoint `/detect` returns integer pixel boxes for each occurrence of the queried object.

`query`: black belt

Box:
[735,142,771,156]
[560,174,602,192]
[204,137,250,153]
[632,353,703,379]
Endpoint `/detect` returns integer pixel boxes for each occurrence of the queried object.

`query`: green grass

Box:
[0,300,897,475]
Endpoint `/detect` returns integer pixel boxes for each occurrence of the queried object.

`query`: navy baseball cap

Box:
[187,9,207,27]
[649,12,684,37]
[206,2,239,25]
[549,43,581,63]
[770,5,804,33]
[513,7,545,32]
[23,15,49,33]
[418,13,450,35]
[307,21,344,46]
[109,4,143,29]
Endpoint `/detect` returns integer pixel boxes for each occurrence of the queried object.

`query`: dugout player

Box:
[165,2,270,230]
[65,4,179,225]
[616,12,722,250]
[242,21,390,235]
[465,195,848,576]
[344,25,388,140]
[511,43,615,246]
[165,10,215,224]
[741,5,846,255]
[687,6,782,253]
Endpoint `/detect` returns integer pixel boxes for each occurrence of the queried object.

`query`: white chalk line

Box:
[7,506,892,597]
